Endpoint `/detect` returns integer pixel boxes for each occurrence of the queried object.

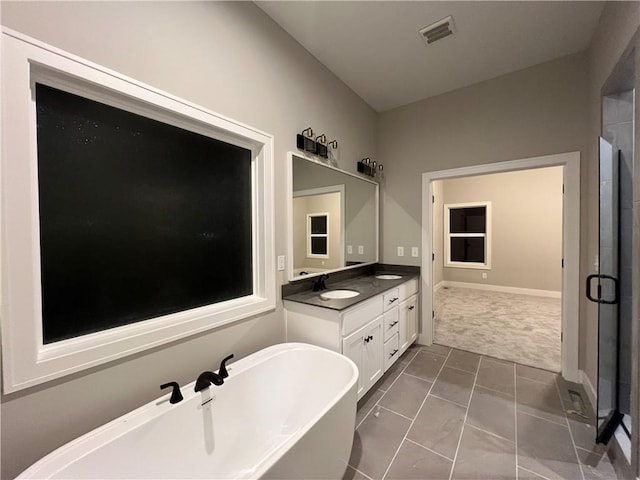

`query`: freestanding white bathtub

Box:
[19,343,359,479]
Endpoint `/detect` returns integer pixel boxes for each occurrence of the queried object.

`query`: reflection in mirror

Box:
[290,154,378,280]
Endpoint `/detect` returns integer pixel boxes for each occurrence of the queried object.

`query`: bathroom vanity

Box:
[284,275,419,400]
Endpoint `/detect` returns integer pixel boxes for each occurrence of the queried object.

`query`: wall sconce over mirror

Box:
[296,127,316,154]
[357,157,384,179]
[316,134,328,158]
[288,153,379,282]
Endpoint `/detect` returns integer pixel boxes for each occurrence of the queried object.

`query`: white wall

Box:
[0,2,377,478]
[441,167,563,292]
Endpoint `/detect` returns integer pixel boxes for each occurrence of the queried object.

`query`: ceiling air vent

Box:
[419,16,455,45]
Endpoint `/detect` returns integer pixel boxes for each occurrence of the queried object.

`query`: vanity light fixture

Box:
[316,134,328,158]
[297,127,317,153]
[328,140,338,149]
[357,157,383,178]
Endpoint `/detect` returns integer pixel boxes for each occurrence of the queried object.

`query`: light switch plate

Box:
[347,245,353,254]
[397,246,404,257]
[358,245,364,255]
[277,255,285,271]
[411,247,419,257]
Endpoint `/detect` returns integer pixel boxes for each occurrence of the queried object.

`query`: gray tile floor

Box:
[344,344,618,480]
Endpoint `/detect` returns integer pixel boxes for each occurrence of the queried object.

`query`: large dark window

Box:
[36,84,253,344]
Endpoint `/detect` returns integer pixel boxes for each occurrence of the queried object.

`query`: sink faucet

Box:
[194,371,224,392]
[312,274,329,292]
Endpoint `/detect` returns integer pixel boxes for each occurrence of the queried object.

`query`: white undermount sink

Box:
[320,289,360,300]
[375,274,402,280]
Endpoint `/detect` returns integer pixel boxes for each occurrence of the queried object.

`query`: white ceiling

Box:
[256,1,605,112]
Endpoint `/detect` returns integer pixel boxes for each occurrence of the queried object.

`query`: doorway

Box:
[421,151,581,382]
[432,167,563,372]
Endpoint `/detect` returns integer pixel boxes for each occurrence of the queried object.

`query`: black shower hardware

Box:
[312,274,329,292]
[586,274,619,305]
[194,371,224,392]
[160,381,184,404]
[218,354,234,379]
[316,134,328,158]
[296,127,317,154]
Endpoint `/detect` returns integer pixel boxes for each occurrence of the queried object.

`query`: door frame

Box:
[420,151,580,382]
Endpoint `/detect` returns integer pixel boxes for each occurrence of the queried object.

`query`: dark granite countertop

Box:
[282,272,419,311]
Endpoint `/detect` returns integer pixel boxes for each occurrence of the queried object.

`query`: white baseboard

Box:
[440,280,561,299]
[579,369,597,413]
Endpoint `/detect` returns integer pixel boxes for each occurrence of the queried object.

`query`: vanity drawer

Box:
[384,333,400,371]
[382,288,400,311]
[383,308,399,341]
[342,295,384,336]
[399,278,419,301]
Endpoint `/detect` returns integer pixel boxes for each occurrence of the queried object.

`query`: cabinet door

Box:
[399,295,418,353]
[362,318,383,390]
[343,331,365,399]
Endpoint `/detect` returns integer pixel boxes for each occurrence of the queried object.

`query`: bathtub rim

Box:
[18,342,359,479]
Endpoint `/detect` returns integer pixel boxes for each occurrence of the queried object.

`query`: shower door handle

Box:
[586,274,619,304]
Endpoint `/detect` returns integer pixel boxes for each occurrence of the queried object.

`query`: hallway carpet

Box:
[434,286,561,372]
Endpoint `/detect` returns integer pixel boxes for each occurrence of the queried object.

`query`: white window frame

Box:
[444,201,492,270]
[307,212,330,258]
[0,29,275,393]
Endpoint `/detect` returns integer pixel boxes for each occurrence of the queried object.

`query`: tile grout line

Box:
[472,381,515,398]
[465,420,515,444]
[404,437,455,462]
[430,393,469,409]
[517,409,570,428]
[354,347,422,430]
[350,466,374,480]
[514,359,519,480]
[349,347,426,472]
[380,347,454,480]
[375,404,414,422]
[554,375,585,480]
[447,354,480,480]
[518,465,554,480]
[402,371,435,384]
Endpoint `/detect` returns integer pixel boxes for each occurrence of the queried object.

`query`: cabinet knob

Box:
[408,306,415,311]
[389,297,398,304]
[364,335,374,343]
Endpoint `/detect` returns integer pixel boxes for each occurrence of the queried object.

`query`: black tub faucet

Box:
[160,381,183,404]
[194,371,224,392]
[219,354,234,379]
[312,274,329,292]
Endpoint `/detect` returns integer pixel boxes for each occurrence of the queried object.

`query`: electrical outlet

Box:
[358,245,364,255]
[411,247,419,257]
[397,246,404,257]
[482,272,487,279]
[347,245,353,254]
[277,255,285,271]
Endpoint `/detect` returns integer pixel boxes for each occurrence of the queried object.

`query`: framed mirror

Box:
[287,153,379,281]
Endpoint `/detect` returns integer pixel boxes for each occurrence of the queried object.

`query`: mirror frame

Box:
[286,151,379,282]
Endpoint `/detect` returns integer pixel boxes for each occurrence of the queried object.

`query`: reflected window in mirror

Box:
[290,154,379,281]
[308,213,329,257]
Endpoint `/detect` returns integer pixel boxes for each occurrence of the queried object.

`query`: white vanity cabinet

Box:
[398,279,419,353]
[284,277,419,400]
[343,317,383,398]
